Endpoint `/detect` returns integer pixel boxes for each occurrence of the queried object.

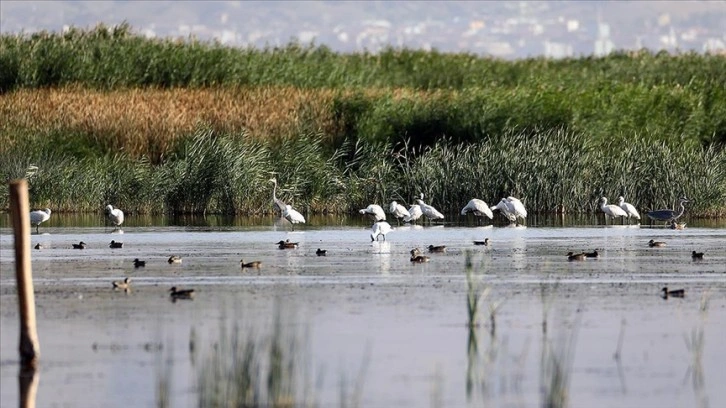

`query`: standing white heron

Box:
[370,220,392,241]
[492,197,527,225]
[105,204,125,230]
[617,196,640,224]
[599,197,628,224]
[417,193,444,224]
[647,197,690,224]
[389,201,410,225]
[282,204,306,231]
[403,204,423,224]
[29,208,51,234]
[461,198,494,225]
[268,178,288,217]
[359,204,386,222]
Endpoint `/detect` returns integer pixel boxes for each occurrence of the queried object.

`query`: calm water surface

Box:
[1,216,725,408]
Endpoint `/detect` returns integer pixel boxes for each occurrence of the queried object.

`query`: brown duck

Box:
[277,240,299,249]
[72,241,87,249]
[169,286,195,299]
[112,277,131,290]
[567,252,586,261]
[410,248,430,263]
[240,259,262,269]
[648,239,666,247]
[109,240,124,249]
[428,245,447,253]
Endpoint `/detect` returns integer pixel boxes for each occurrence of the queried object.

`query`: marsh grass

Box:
[1,127,724,215]
[540,309,581,408]
[196,310,314,408]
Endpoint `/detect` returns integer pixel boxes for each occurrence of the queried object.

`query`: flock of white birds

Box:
[25,178,687,238]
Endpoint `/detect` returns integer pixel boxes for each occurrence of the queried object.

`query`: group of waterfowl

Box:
[26,189,700,303]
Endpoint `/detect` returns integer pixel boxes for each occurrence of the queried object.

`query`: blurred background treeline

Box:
[1,24,724,216]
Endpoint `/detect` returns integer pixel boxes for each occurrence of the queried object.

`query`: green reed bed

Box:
[1,127,724,216]
[3,24,725,92]
[2,24,726,148]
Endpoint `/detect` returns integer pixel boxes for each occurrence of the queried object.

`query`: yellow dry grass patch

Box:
[1,86,342,156]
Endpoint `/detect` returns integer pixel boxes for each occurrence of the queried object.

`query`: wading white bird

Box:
[29,208,51,234]
[105,205,125,230]
[417,193,444,224]
[370,220,392,241]
[282,204,306,231]
[617,196,640,223]
[359,204,386,222]
[268,178,288,217]
[461,198,494,224]
[403,204,423,223]
[389,201,410,225]
[599,197,628,224]
[492,197,527,225]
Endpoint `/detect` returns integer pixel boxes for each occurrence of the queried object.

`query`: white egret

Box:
[403,204,423,223]
[461,198,494,224]
[359,204,386,222]
[599,197,628,224]
[417,193,444,224]
[370,220,392,241]
[492,197,527,225]
[268,178,288,217]
[647,197,689,224]
[389,201,410,225]
[282,204,306,231]
[105,205,125,230]
[29,208,51,234]
[616,196,640,223]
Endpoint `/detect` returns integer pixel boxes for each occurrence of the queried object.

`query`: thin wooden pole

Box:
[9,179,40,366]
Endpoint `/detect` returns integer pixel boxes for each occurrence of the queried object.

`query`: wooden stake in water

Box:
[9,179,40,366]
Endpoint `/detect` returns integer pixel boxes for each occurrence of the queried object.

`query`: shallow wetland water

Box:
[1,215,725,407]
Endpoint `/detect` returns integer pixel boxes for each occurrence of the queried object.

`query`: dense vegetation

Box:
[1,24,724,216]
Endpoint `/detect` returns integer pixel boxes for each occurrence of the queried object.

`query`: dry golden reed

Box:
[1,86,345,156]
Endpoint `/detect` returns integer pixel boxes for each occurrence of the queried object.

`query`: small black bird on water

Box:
[170,286,195,300]
[72,241,87,249]
[316,248,327,256]
[691,251,704,260]
[584,250,599,258]
[109,240,124,249]
[473,238,490,246]
[661,287,685,299]
[133,258,146,268]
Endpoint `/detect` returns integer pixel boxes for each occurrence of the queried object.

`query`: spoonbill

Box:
[403,204,423,223]
[359,204,386,222]
[268,178,288,217]
[417,193,444,224]
[105,205,124,230]
[461,199,494,224]
[29,208,51,234]
[282,204,306,230]
[370,221,392,241]
[647,197,689,224]
[492,197,527,225]
[616,196,640,223]
[389,201,410,225]
[599,197,628,224]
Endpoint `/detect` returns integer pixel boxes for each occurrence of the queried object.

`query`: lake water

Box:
[1,215,725,407]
